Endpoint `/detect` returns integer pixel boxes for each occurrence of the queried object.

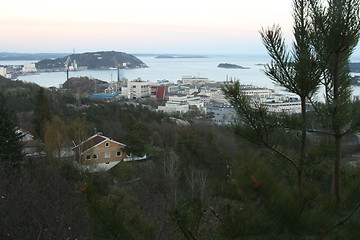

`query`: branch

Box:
[263,142,299,171]
[340,120,360,138]
[233,128,299,171]
[308,97,327,124]
[305,129,334,136]
[324,201,360,236]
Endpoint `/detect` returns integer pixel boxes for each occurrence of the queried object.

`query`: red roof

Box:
[92,135,107,145]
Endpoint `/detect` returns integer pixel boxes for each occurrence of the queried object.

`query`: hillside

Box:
[0,75,40,113]
[62,77,109,97]
[36,51,148,71]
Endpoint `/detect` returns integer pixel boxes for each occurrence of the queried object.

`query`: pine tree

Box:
[123,114,151,159]
[308,0,360,201]
[259,0,321,187]
[224,0,360,200]
[33,87,51,141]
[274,0,360,201]
[218,0,360,238]
[0,92,23,165]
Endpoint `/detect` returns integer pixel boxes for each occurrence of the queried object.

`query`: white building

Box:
[0,66,6,77]
[182,76,209,85]
[179,85,199,95]
[263,99,302,114]
[157,95,206,114]
[240,85,273,98]
[200,88,228,104]
[22,63,37,73]
[127,79,151,99]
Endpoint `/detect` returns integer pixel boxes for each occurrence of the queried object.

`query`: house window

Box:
[86,155,91,160]
[105,142,110,147]
[116,151,122,157]
[105,152,110,158]
[93,154,98,159]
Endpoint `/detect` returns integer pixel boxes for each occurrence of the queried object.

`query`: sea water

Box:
[4,54,360,98]
[11,55,271,87]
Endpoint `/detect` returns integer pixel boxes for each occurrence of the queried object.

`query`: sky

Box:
[0,0,304,55]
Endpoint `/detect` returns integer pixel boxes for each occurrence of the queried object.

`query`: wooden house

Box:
[72,133,127,171]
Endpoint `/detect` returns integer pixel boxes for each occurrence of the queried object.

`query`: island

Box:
[217,63,250,69]
[35,51,148,72]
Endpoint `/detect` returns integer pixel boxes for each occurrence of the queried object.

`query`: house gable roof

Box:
[73,133,126,154]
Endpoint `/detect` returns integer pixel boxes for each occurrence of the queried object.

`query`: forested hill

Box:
[35,51,148,71]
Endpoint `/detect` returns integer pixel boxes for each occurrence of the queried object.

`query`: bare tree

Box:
[163,151,180,203]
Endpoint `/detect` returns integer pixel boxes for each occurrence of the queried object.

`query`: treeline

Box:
[0,77,243,239]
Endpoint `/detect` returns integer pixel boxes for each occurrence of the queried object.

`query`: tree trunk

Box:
[298,96,307,188]
[333,135,341,202]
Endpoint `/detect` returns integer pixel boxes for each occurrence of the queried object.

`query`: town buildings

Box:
[91,75,302,116]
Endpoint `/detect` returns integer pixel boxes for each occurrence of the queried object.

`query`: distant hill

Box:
[0,52,69,61]
[36,51,148,71]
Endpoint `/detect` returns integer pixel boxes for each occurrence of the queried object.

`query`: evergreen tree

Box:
[123,114,151,159]
[0,93,23,165]
[224,0,360,199]
[309,0,360,201]
[33,87,51,141]
[260,0,321,187]
[218,0,360,238]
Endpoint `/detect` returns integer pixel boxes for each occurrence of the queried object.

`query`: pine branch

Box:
[233,126,299,171]
[263,142,299,171]
[305,129,334,136]
[324,201,360,236]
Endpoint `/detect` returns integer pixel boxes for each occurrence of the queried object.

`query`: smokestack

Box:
[117,67,120,82]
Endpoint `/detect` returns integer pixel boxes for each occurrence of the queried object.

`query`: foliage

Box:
[0,159,90,239]
[110,162,136,183]
[169,199,213,240]
[82,181,156,240]
[68,116,92,145]
[33,87,51,140]
[217,0,360,239]
[308,0,360,201]
[123,113,151,157]
[215,157,360,239]
[44,115,71,159]
[0,76,39,113]
[0,92,23,166]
